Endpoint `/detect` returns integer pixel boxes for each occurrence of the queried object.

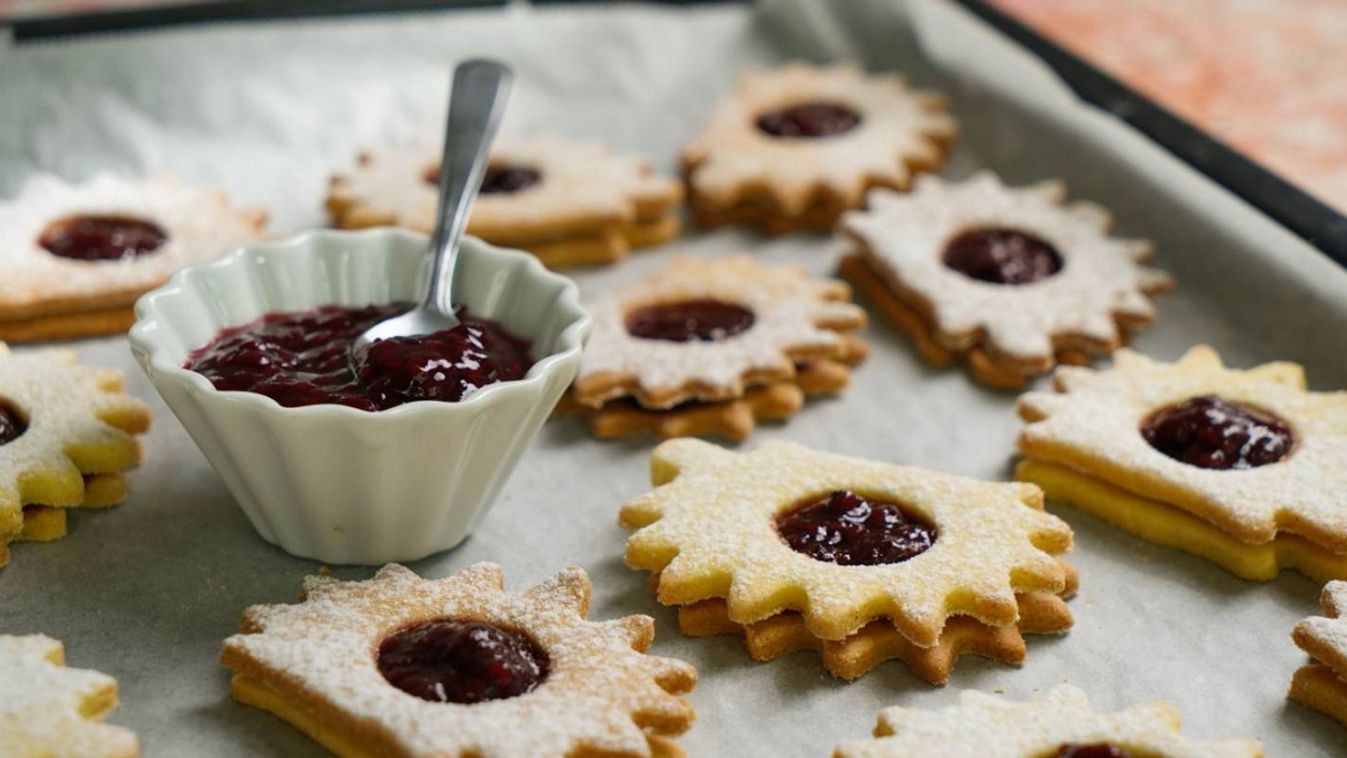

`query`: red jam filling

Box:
[377,619,549,704]
[942,227,1063,285]
[0,404,26,446]
[38,214,167,262]
[625,299,755,343]
[1141,394,1294,470]
[776,490,937,566]
[184,303,534,411]
[424,164,541,195]
[1056,744,1132,758]
[756,102,861,138]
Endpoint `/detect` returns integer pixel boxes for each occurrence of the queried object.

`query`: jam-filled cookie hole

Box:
[376,618,550,704]
[775,490,937,566]
[755,101,862,139]
[37,214,168,262]
[1053,744,1135,758]
[941,227,1064,286]
[423,163,542,195]
[0,401,27,446]
[624,299,756,343]
[1141,394,1294,471]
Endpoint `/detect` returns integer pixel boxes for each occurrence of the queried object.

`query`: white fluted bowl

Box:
[129,229,590,564]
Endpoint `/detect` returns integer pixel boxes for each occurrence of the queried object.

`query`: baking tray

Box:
[5,1,1347,755]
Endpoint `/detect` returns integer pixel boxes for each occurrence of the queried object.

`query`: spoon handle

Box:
[425,59,514,315]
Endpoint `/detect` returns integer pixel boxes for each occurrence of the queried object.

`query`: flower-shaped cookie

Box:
[835,685,1262,757]
[327,135,683,268]
[1291,580,1347,727]
[1018,347,1347,565]
[683,62,956,233]
[0,635,139,757]
[0,344,151,568]
[0,174,266,341]
[221,563,697,758]
[841,173,1171,384]
[620,439,1073,646]
[573,255,866,410]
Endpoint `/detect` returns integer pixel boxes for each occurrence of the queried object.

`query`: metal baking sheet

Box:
[5,1,1347,755]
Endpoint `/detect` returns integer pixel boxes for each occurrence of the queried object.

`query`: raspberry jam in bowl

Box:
[129,229,590,564]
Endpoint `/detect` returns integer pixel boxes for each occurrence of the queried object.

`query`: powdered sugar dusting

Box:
[575,255,865,409]
[835,685,1260,757]
[620,439,1072,646]
[221,563,697,757]
[842,172,1170,364]
[0,174,266,316]
[683,62,956,213]
[0,634,139,757]
[1017,346,1347,550]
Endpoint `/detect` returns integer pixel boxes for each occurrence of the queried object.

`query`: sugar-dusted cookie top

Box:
[327,135,682,241]
[574,254,865,409]
[0,344,150,565]
[842,172,1171,369]
[0,174,266,320]
[835,685,1261,757]
[1018,346,1347,550]
[221,563,697,758]
[0,635,139,758]
[620,438,1072,646]
[683,62,956,215]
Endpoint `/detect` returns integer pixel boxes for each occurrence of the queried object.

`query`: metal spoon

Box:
[353,59,514,354]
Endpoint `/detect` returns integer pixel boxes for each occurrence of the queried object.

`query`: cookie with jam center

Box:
[1017,345,1347,581]
[0,174,267,342]
[327,135,683,269]
[840,172,1171,389]
[682,62,956,233]
[220,563,697,758]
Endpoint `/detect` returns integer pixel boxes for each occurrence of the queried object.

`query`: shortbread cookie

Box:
[1291,581,1347,727]
[0,174,266,341]
[562,342,865,442]
[0,344,151,568]
[679,564,1076,683]
[841,173,1171,385]
[327,136,683,268]
[835,685,1262,757]
[0,635,139,757]
[620,439,1073,646]
[573,255,866,410]
[683,62,956,233]
[1018,346,1347,579]
[18,473,128,544]
[221,563,697,758]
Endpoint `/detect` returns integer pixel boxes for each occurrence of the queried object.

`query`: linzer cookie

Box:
[0,635,139,757]
[840,172,1171,389]
[619,439,1074,682]
[561,255,866,442]
[682,62,956,233]
[0,344,150,568]
[1291,581,1347,728]
[834,685,1262,757]
[221,563,697,758]
[1017,346,1347,581]
[327,135,682,269]
[0,174,266,342]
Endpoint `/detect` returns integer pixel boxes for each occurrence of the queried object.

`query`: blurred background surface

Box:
[3,0,1344,211]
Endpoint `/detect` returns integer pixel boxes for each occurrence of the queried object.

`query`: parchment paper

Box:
[4,1,1347,755]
